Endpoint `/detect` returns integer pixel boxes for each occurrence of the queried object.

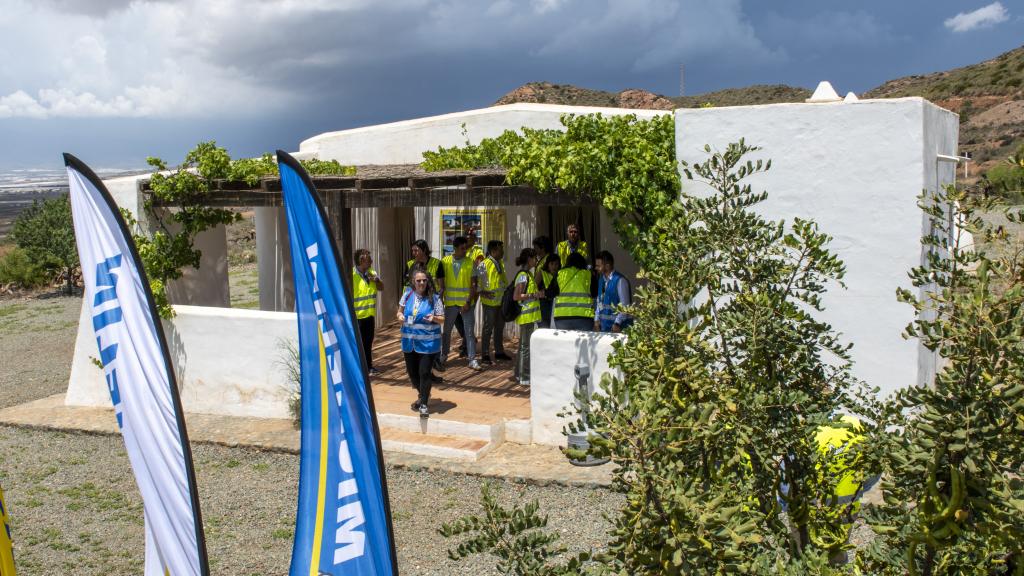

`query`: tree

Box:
[11,194,79,294]
[858,186,1024,575]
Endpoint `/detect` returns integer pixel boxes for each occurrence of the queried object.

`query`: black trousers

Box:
[403,351,437,405]
[455,314,467,352]
[357,316,376,369]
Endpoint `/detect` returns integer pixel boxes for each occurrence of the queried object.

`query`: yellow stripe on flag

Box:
[0,483,16,576]
[309,333,331,575]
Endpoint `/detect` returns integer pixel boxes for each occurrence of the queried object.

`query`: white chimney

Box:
[806,81,842,103]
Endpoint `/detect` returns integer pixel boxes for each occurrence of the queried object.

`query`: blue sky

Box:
[1,0,1021,170]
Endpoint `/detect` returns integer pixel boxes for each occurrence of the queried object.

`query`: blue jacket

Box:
[400,293,442,354]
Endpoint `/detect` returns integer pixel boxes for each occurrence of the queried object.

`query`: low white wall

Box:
[529,329,624,447]
[67,305,298,420]
[68,306,626,443]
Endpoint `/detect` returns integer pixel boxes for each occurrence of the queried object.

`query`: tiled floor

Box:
[366,323,531,424]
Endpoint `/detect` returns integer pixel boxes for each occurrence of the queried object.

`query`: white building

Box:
[65,96,959,455]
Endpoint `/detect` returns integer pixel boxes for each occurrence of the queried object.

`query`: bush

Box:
[0,247,50,289]
[10,194,79,294]
[858,187,1024,575]
[985,163,1024,200]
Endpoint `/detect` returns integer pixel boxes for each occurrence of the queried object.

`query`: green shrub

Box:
[0,247,50,289]
[986,163,1024,198]
[11,194,78,294]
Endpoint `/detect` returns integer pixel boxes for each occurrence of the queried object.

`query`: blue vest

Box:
[400,293,442,354]
[597,272,631,331]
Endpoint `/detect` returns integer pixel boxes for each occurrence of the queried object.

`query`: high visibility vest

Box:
[480,256,507,307]
[406,257,442,283]
[400,293,442,354]
[468,244,484,264]
[554,268,593,318]
[596,271,629,331]
[442,255,474,307]
[351,266,378,320]
[557,240,588,267]
[814,416,876,508]
[515,270,542,325]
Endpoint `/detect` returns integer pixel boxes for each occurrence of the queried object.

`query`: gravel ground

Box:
[0,293,82,410]
[0,295,621,575]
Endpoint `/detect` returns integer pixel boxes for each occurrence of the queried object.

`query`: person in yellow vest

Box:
[512,248,541,386]
[441,236,482,371]
[352,248,385,376]
[532,235,556,327]
[552,251,596,331]
[478,240,511,364]
[405,239,444,295]
[557,223,589,267]
[451,227,485,358]
[466,228,486,265]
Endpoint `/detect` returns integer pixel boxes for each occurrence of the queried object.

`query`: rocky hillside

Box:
[494,81,808,110]
[495,44,1024,181]
[865,44,1024,173]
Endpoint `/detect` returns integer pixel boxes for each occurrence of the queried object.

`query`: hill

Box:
[494,44,1024,180]
[494,81,809,110]
[865,45,1024,170]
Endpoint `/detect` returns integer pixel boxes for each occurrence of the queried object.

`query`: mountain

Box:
[494,44,1024,180]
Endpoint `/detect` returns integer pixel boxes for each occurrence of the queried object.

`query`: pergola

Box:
[145,164,597,271]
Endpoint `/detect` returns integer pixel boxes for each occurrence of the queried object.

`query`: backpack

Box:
[500,274,523,322]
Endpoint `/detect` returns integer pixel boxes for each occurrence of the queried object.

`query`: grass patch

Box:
[57,482,136,515]
[0,303,26,319]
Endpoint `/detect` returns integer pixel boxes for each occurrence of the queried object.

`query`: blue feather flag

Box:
[277,151,398,576]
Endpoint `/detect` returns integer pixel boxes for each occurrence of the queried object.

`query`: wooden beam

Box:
[144,177,597,208]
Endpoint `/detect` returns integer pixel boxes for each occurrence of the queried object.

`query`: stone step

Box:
[375,412,503,461]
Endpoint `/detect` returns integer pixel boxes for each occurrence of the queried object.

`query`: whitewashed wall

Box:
[67,305,297,419]
[675,97,959,399]
[529,329,623,446]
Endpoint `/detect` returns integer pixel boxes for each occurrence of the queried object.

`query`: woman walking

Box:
[396,265,445,417]
[512,248,541,386]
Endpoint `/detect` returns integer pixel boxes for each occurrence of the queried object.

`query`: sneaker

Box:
[430,374,443,383]
[468,360,483,371]
[480,355,493,365]
[494,353,513,361]
[433,358,447,372]
[368,367,382,376]
[410,400,421,412]
[419,403,429,418]
[519,379,531,387]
